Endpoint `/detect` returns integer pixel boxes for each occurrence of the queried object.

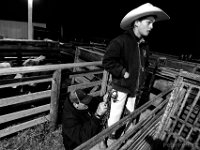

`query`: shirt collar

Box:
[126,29,146,44]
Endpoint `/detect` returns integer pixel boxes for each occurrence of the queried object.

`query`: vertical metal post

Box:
[28,0,33,39]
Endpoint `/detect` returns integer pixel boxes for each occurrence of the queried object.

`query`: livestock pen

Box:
[1,40,200,150]
[0,60,108,149]
[0,39,108,149]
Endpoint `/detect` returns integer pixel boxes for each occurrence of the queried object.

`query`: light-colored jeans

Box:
[107,90,136,127]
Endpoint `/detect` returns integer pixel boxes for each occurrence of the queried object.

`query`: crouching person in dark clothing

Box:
[62,89,108,150]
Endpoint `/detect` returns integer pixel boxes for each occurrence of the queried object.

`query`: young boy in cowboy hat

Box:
[62,89,107,150]
[102,2,170,144]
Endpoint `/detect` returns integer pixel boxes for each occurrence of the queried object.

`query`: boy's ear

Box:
[134,20,140,27]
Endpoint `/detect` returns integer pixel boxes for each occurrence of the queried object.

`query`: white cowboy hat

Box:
[120,3,170,30]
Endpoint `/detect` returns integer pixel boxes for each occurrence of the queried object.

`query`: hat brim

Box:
[70,89,92,105]
[120,3,170,30]
[80,95,93,104]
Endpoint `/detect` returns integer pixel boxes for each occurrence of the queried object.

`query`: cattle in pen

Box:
[13,55,52,94]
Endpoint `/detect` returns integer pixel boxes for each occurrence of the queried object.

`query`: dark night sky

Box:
[0,0,198,57]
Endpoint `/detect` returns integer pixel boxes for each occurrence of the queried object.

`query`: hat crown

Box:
[70,89,92,105]
[140,3,153,8]
[75,89,87,100]
[120,3,170,30]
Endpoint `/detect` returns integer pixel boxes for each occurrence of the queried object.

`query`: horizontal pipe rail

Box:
[0,61,102,76]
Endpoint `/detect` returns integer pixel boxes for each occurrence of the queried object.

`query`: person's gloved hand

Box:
[124,72,130,79]
[95,101,108,117]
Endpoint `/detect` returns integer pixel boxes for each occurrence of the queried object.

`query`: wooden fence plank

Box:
[78,46,104,57]
[0,104,50,124]
[0,115,50,138]
[89,91,100,97]
[0,90,51,107]
[74,76,90,83]
[67,81,102,92]
[50,69,61,130]
[71,47,81,84]
[76,59,101,70]
[69,70,103,78]
[100,70,110,96]
[0,78,52,89]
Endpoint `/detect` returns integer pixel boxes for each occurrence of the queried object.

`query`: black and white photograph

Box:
[0,0,198,150]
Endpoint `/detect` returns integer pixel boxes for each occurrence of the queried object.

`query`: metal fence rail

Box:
[155,70,200,150]
[75,86,173,150]
[74,66,200,150]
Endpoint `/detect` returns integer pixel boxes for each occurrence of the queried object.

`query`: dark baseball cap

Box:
[70,89,92,104]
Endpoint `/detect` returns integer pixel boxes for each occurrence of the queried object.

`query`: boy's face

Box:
[136,16,155,37]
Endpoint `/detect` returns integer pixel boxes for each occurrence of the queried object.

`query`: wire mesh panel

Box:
[155,71,200,150]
